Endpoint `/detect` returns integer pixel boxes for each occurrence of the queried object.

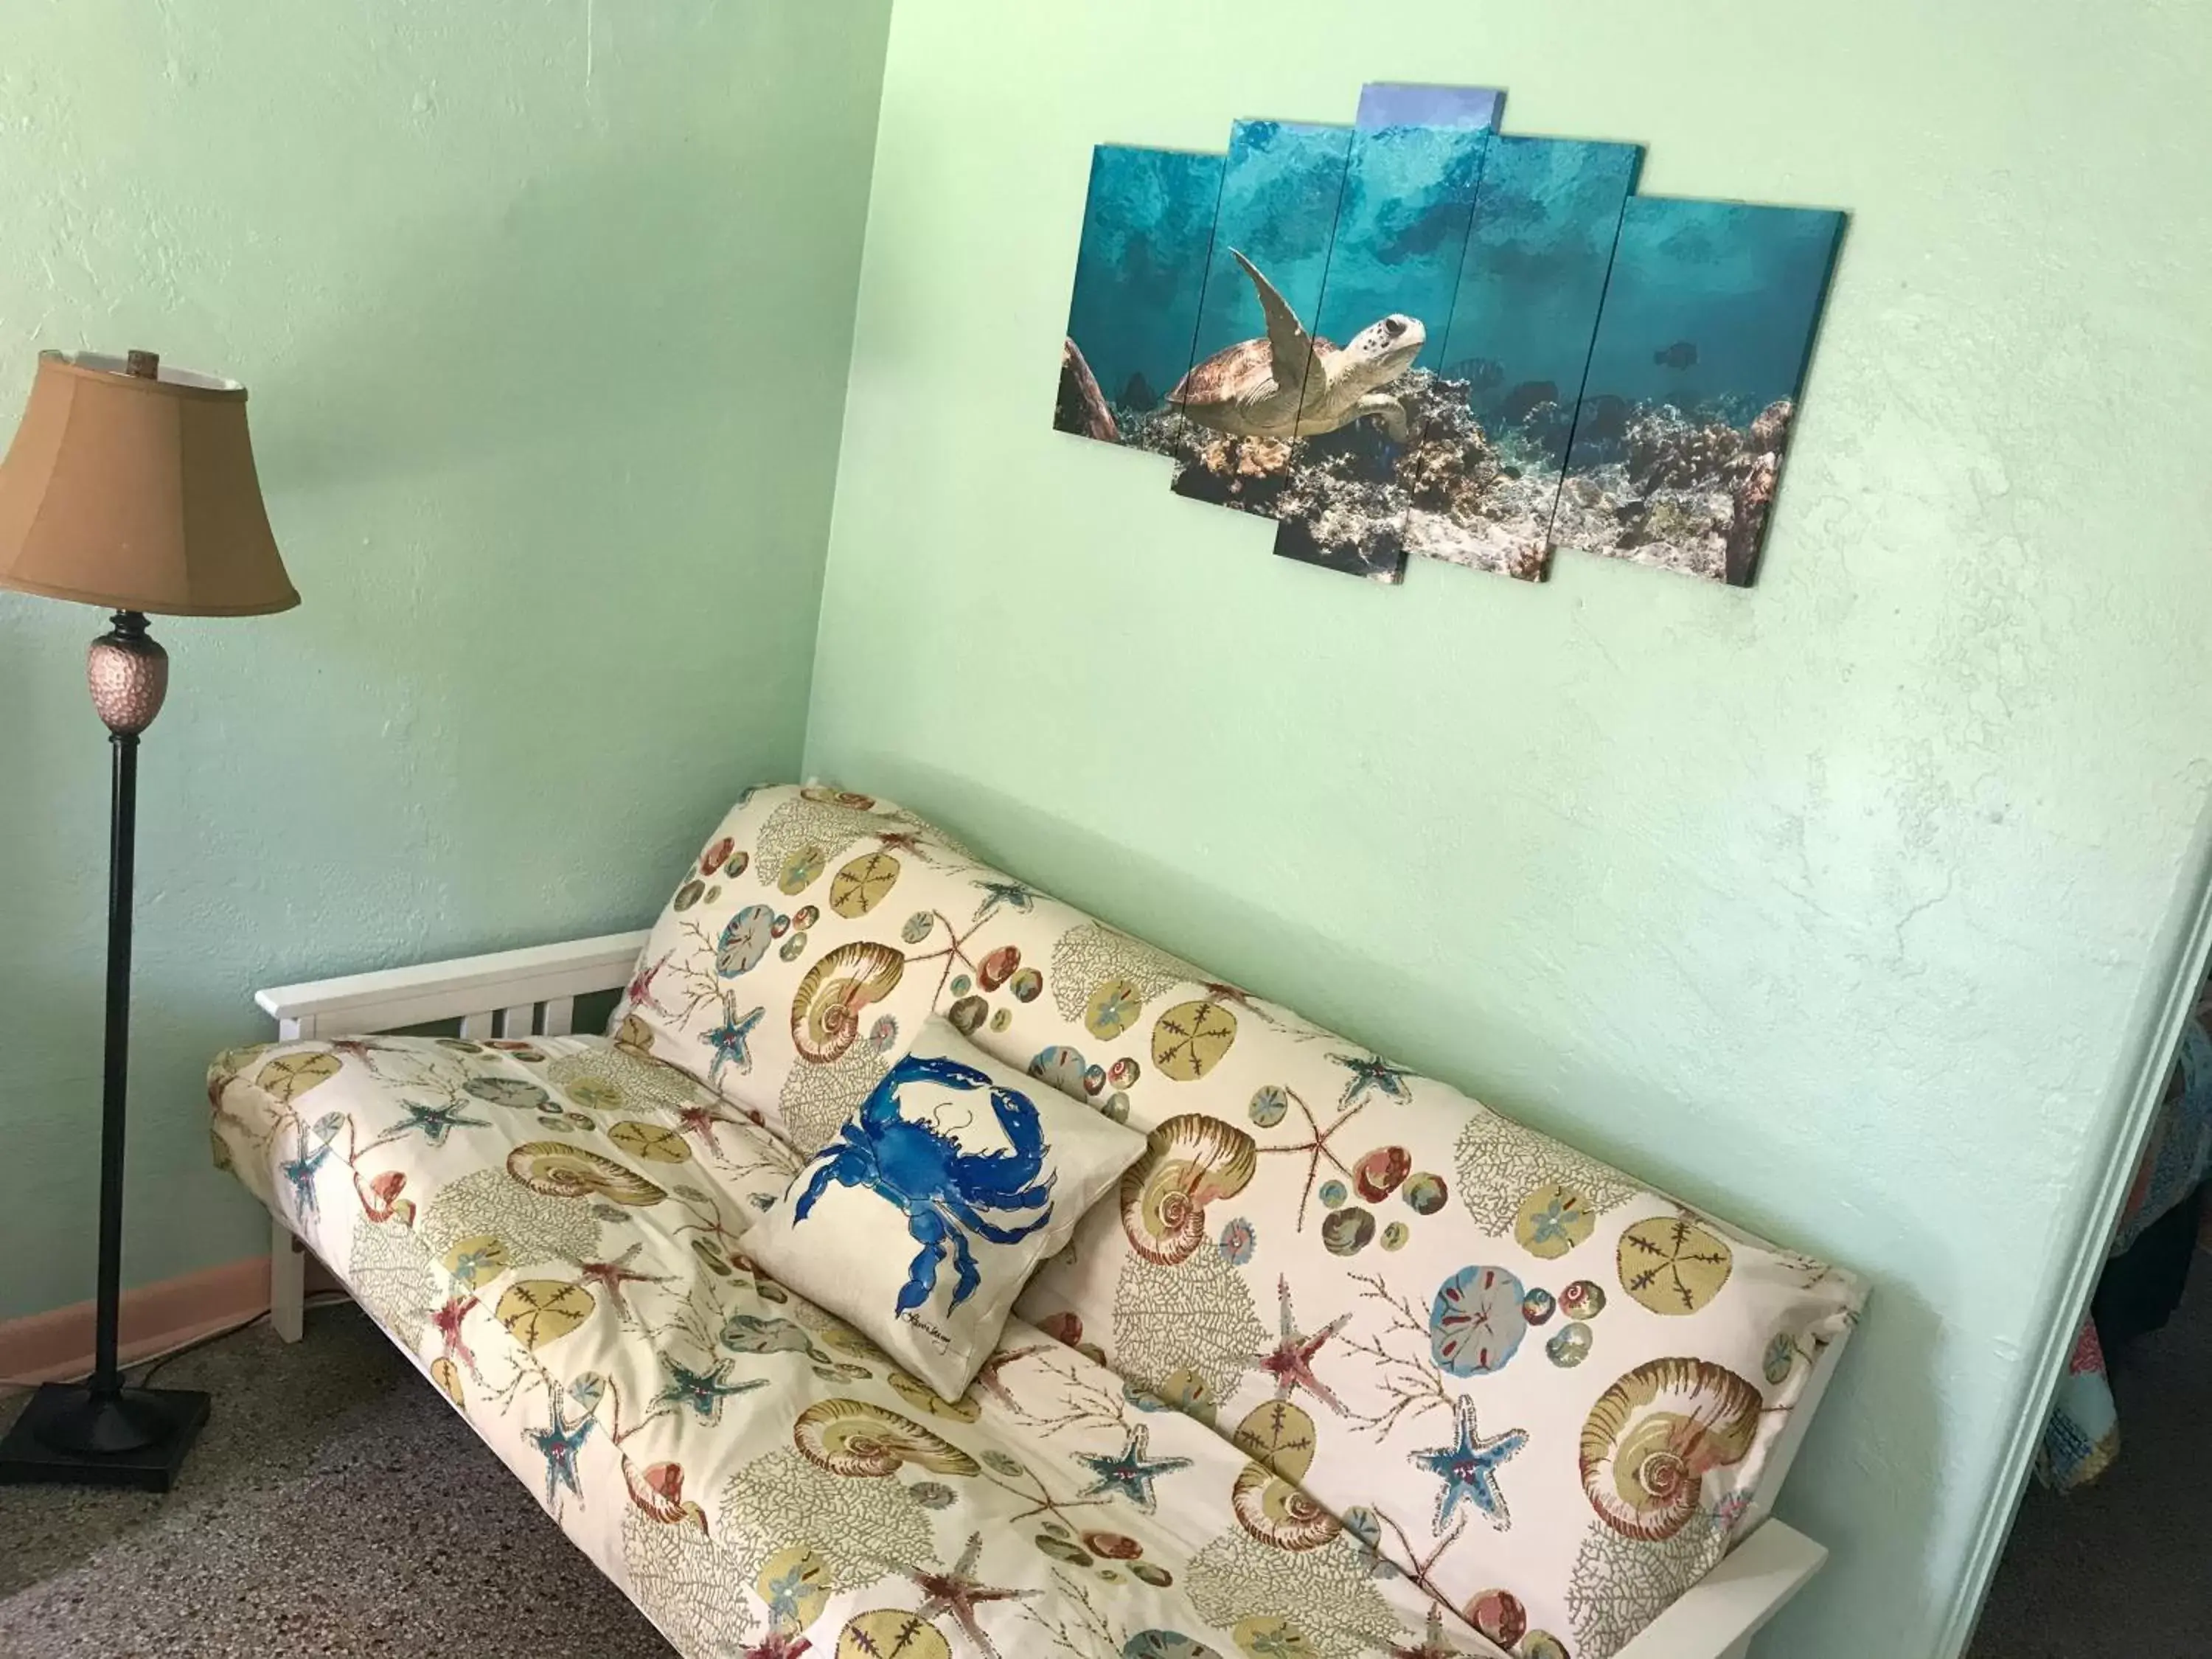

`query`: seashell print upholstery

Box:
[612,785,1867,1657]
[208,1028,1483,1659]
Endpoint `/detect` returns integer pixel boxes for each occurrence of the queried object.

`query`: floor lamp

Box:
[0,349,297,1491]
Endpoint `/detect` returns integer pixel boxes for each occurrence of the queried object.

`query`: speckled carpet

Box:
[1969,1259,2212,1658]
[0,1306,671,1658]
[4,1279,2205,1658]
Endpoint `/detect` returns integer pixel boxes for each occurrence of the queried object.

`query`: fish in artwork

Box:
[1444,356,1505,392]
[1652,339,1698,370]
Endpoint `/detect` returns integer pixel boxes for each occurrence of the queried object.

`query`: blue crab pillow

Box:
[743,1014,1144,1398]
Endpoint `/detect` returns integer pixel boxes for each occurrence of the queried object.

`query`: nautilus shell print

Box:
[792,1397,980,1478]
[790,941,906,1063]
[1578,1357,1764,1540]
[1119,1113,1259,1265]
[1231,1460,1343,1551]
[504,1141,666,1206]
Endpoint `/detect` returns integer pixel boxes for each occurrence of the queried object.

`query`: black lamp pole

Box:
[0,615,212,1488]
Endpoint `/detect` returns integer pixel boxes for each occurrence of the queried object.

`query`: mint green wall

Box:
[807,4,2212,1655]
[0,1,893,1324]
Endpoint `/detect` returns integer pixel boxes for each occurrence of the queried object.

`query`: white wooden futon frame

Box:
[252,931,1837,1659]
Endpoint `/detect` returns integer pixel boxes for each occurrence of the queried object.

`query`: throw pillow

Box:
[743,1014,1144,1397]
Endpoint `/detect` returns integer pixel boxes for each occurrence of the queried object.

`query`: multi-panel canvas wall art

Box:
[1053,83,1843,588]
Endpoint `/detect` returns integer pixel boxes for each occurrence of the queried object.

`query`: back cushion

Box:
[621,785,1865,1659]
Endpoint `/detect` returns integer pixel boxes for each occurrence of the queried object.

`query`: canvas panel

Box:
[1269,111,1496,583]
[1413,136,1641,582]
[1164,119,1354,517]
[1054,143,1225,449]
[1554,198,1844,585]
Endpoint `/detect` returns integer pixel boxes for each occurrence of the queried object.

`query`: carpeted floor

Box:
[1968,1259,2212,1658]
[0,1306,672,1658]
[4,1279,2205,1658]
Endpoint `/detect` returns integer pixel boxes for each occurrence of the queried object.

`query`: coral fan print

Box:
[1054,80,1843,588]
[209,783,1863,1659]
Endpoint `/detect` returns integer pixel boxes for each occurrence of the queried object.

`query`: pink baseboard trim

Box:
[0,1253,330,1386]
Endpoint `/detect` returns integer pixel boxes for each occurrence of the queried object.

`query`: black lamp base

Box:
[0,1382,210,1492]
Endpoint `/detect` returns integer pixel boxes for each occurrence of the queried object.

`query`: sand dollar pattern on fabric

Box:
[1615,1215,1734,1316]
[1151,1000,1239,1082]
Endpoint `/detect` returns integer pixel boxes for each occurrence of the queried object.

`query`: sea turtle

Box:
[1168,248,1426,442]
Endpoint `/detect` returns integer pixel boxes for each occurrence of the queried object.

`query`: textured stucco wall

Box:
[805,4,2212,1656]
[0,1,892,1322]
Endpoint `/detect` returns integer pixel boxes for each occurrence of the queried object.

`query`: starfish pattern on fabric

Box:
[898,1531,1037,1658]
[429,1293,481,1380]
[970,878,1037,919]
[526,1394,596,1510]
[625,950,673,1013]
[576,1244,669,1325]
[327,1036,408,1069]
[1071,1425,1192,1514]
[740,1630,813,1659]
[872,829,926,856]
[1253,1274,1352,1415]
[1409,1394,1527,1534]
[1329,1049,1414,1107]
[700,995,765,1087]
[397,1099,489,1147]
[1253,1087,1365,1232]
[968,1343,1052,1413]
[279,1135,333,1222]
[654,1353,768,1426]
[674,1091,753,1150]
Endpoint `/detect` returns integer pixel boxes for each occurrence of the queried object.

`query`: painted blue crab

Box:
[793,1051,1057,1315]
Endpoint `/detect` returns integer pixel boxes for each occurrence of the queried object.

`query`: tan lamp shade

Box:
[0,349,296,616]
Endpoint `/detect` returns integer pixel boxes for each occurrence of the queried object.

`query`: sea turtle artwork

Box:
[1169,250,1426,442]
[791,1051,1057,1315]
[1054,86,1845,585]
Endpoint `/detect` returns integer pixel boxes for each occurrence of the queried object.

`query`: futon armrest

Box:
[254,930,650,1040]
[1611,1519,1828,1659]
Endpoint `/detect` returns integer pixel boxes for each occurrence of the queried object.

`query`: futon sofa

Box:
[210,785,1863,1659]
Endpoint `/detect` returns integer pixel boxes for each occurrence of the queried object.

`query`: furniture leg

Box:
[271,1214,305,1344]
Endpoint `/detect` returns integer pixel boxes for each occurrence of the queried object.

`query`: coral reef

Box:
[1116,375,1797,586]
[1565,397,1796,582]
